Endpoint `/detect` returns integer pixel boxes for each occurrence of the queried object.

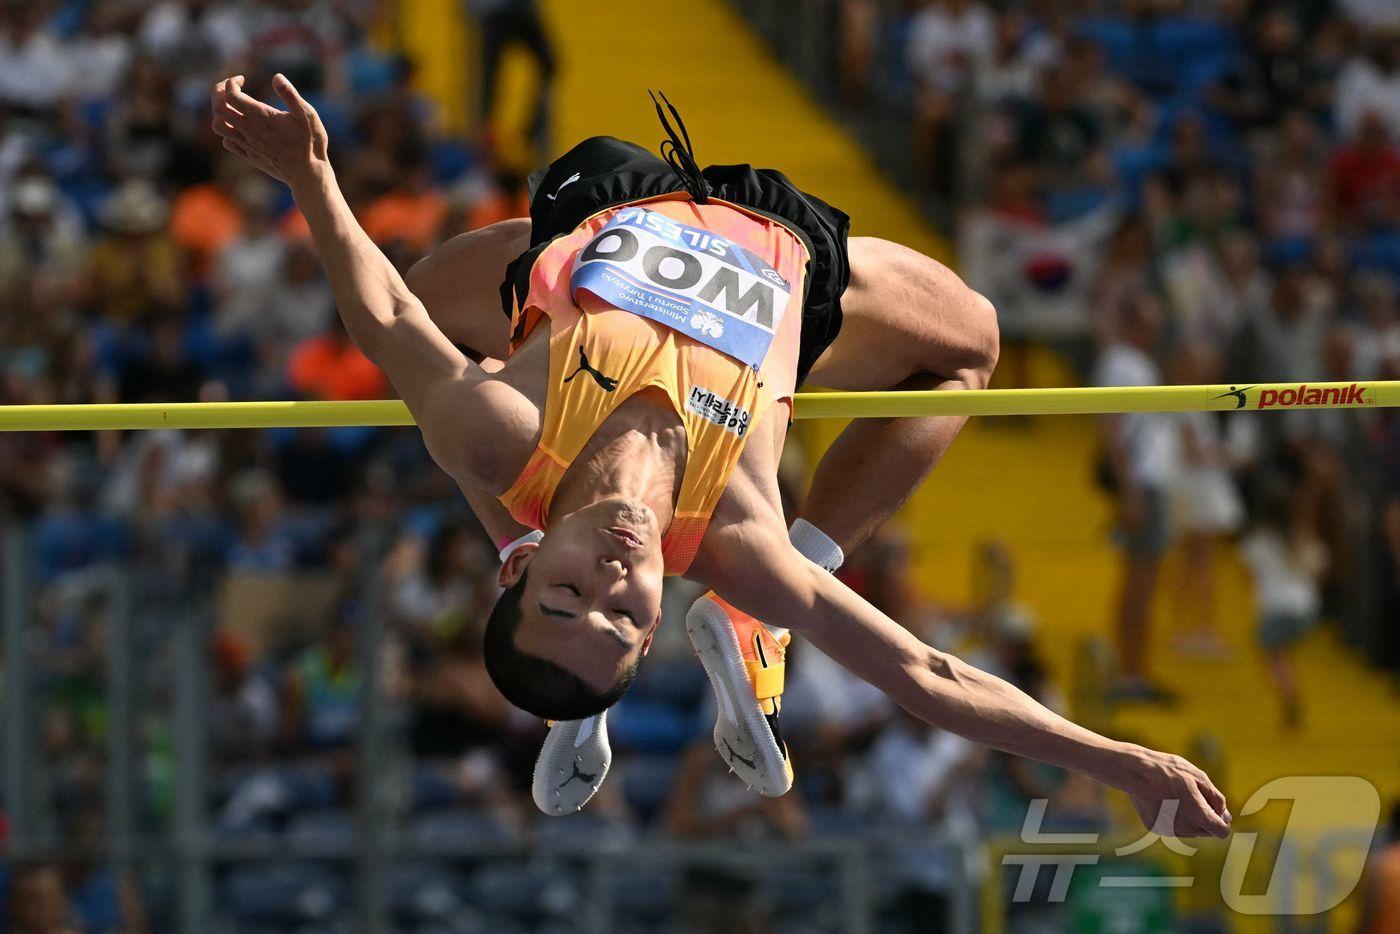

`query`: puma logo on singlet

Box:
[563,348,618,392]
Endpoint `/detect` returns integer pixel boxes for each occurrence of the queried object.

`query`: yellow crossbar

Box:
[0,381,1393,432]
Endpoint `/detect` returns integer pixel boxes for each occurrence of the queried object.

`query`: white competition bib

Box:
[570,207,793,369]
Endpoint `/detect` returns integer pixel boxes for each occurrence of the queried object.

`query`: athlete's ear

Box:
[498,542,539,587]
[638,612,662,657]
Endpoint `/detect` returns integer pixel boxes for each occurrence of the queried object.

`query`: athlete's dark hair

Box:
[483,570,638,720]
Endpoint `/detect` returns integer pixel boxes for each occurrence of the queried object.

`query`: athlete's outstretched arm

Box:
[700,532,1231,839]
[210,74,504,483]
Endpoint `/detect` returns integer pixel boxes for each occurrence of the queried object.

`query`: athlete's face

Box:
[499,500,664,692]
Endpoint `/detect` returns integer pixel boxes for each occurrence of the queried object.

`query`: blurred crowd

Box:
[833,0,1400,711]
[1,0,1399,930]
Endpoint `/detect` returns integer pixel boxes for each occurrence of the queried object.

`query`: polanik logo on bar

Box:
[1254,383,1372,409]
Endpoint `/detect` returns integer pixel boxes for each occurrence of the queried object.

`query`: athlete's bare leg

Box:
[406,218,531,360]
[799,237,999,553]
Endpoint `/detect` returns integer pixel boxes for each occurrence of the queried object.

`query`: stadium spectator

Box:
[1095,289,1177,703]
[1335,34,1400,141]
[1165,342,1243,659]
[286,324,389,402]
[88,179,183,324]
[665,736,808,933]
[0,172,88,320]
[168,155,249,280]
[1357,799,1400,934]
[1241,483,1327,729]
[908,0,993,194]
[473,0,556,153]
[5,864,80,934]
[281,614,361,753]
[848,711,980,929]
[0,3,72,116]
[1329,109,1400,230]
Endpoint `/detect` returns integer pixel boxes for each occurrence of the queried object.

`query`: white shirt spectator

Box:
[782,638,890,737]
[1335,57,1400,141]
[906,1,994,93]
[855,724,975,824]
[1161,243,1248,346]
[0,28,72,109]
[214,230,289,340]
[1241,530,1324,619]
[140,0,249,67]
[1094,343,1179,489]
[70,29,134,99]
[975,29,1058,104]
[1169,411,1244,535]
[1336,0,1400,31]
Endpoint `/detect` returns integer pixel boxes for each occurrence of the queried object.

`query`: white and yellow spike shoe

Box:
[530,711,611,815]
[686,593,793,797]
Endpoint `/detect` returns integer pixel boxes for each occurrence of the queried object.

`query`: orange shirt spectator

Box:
[466,187,531,231]
[286,332,390,401]
[170,182,244,278]
[361,187,448,252]
[279,206,313,243]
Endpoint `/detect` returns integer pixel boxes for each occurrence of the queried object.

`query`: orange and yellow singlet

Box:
[498,194,810,574]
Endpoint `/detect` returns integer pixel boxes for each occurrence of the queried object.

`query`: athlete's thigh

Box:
[407,218,531,360]
[805,236,988,391]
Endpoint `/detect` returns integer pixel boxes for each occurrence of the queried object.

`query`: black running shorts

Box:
[501,135,851,388]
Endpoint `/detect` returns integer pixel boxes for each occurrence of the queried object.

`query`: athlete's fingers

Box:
[227,76,279,120]
[213,78,242,117]
[211,118,243,142]
[1195,775,1229,822]
[221,138,250,159]
[272,72,309,116]
[1187,784,1230,838]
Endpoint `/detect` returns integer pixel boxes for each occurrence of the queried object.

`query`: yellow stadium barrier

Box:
[0,381,1393,432]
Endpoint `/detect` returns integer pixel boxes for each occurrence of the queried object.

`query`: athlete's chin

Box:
[608,500,658,532]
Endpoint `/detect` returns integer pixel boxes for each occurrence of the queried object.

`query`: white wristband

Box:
[789,518,845,573]
[498,530,544,563]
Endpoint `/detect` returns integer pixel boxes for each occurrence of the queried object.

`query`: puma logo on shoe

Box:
[560,758,598,789]
[563,348,618,392]
[721,738,756,771]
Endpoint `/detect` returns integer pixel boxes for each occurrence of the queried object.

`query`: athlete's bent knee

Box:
[965,290,1000,390]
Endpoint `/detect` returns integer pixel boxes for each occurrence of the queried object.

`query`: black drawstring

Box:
[650,90,709,203]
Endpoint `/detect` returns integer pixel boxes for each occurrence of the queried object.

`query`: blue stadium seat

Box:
[408,808,517,853]
[1353,230,1400,279]
[607,865,676,921]
[219,862,348,926]
[409,764,464,812]
[609,699,698,754]
[285,809,358,851]
[467,862,572,919]
[532,811,636,850]
[619,754,680,822]
[388,861,478,926]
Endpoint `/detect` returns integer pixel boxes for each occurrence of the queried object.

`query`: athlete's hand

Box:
[210,74,328,188]
[1113,744,1231,838]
